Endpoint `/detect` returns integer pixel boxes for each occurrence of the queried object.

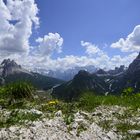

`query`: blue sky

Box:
[0,0,140,70]
[33,0,140,58]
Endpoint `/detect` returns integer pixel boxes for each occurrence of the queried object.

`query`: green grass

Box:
[5,81,34,100]
[116,122,140,133]
[116,122,140,140]
[1,82,140,112]
[64,114,74,125]
[78,92,140,112]
[0,81,35,107]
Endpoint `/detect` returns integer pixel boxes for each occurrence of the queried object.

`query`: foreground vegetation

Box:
[0,82,140,139]
[78,91,140,112]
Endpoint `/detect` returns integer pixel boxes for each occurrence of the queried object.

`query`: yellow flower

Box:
[48,100,59,105]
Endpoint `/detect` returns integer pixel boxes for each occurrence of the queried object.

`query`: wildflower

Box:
[48,100,59,105]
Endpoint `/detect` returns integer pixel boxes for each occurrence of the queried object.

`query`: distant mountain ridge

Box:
[0,59,64,90]
[52,52,140,100]
[34,65,97,81]
[35,65,126,81]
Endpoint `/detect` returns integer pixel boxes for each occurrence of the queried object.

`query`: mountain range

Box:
[34,65,97,81]
[52,53,140,101]
[0,52,140,100]
[0,59,64,90]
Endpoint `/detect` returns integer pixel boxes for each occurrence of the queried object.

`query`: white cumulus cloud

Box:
[36,33,63,56]
[111,25,140,52]
[81,41,104,56]
[0,0,39,54]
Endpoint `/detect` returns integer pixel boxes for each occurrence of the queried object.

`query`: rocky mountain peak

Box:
[127,52,140,73]
[1,59,21,68]
[76,70,90,77]
[108,65,125,75]
[0,59,22,77]
[96,69,107,75]
[136,52,140,59]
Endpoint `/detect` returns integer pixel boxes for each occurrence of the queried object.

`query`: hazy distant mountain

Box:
[34,65,97,81]
[107,65,126,75]
[0,59,64,90]
[96,69,107,75]
[52,52,140,100]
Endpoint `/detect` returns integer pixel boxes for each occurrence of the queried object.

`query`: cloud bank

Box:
[0,0,139,72]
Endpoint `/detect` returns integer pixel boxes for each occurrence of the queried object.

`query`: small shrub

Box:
[0,99,6,106]
[64,114,74,125]
[122,87,134,97]
[77,123,87,136]
[5,82,35,103]
[41,103,57,113]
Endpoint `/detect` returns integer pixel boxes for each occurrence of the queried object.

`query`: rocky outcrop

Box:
[108,65,126,76]
[0,105,139,140]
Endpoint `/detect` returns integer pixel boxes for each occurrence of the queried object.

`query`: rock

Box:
[71,122,79,129]
[30,127,36,134]
[80,111,90,118]
[128,130,140,136]
[92,112,102,116]
[75,112,85,120]
[107,131,118,140]
[55,110,62,117]
[30,109,43,115]
[9,127,17,133]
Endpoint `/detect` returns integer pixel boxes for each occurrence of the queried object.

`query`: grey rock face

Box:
[0,59,30,77]
[128,52,140,74]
